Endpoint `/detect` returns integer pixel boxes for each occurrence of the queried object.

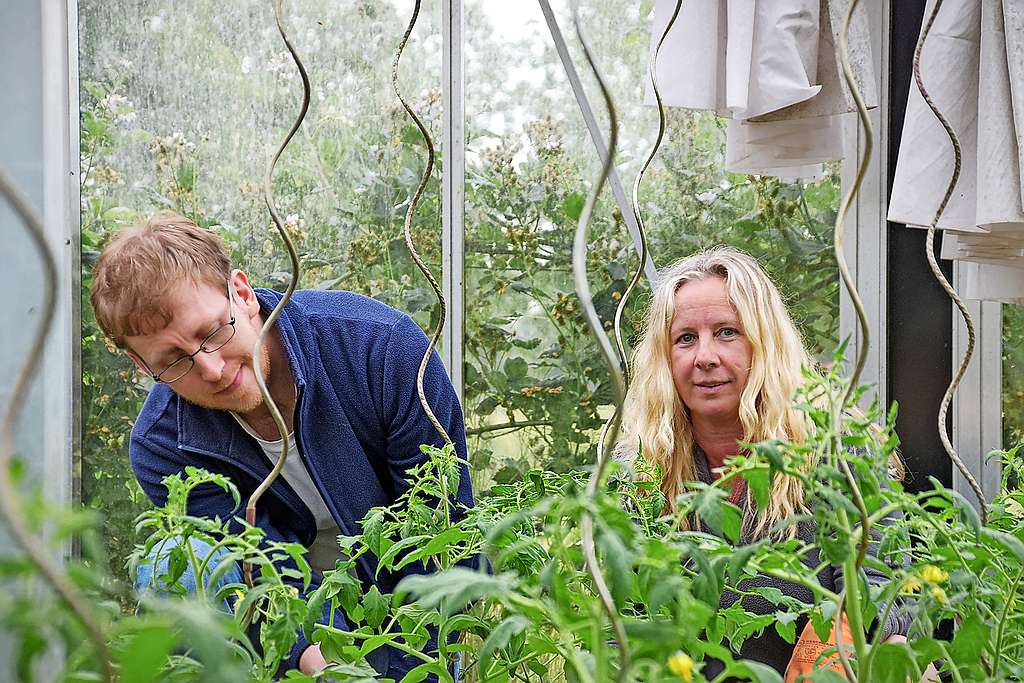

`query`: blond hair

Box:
[90,212,231,348]
[620,247,813,538]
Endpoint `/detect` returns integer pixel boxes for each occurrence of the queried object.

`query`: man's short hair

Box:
[90,212,231,348]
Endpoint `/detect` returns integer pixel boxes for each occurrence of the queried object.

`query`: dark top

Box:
[692,446,910,679]
[130,288,474,676]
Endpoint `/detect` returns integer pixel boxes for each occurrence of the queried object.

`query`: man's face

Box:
[124,272,269,414]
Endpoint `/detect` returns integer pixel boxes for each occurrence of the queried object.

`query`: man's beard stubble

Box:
[180,343,270,415]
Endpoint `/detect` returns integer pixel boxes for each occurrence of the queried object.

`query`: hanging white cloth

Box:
[644,0,876,180]
[888,0,1024,303]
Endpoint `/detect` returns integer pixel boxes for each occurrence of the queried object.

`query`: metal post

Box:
[441,0,465,400]
[840,0,888,409]
[43,0,79,516]
[951,265,1003,501]
[538,0,658,286]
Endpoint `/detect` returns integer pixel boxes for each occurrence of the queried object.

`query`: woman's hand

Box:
[299,643,329,675]
[882,634,939,682]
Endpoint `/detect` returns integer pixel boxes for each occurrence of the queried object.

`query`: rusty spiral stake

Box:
[618,0,682,389]
[911,0,987,524]
[392,0,453,447]
[245,0,310,588]
[0,168,113,682]
[568,3,630,681]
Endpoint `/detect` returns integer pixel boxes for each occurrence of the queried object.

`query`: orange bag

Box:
[784,614,853,682]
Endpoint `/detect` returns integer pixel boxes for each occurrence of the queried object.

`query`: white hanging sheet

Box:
[645,0,876,180]
[888,0,1024,302]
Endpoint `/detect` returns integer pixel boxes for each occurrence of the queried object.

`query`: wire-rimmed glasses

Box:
[141,281,237,384]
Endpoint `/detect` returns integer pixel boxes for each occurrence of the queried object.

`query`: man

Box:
[90,212,474,677]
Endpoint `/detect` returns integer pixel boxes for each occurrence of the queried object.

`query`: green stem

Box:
[839,510,869,680]
[991,565,1024,676]
[937,641,965,683]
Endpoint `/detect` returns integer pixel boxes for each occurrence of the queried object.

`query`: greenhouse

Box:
[2,0,1023,681]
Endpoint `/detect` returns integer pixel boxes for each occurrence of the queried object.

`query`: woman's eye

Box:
[719,327,738,338]
[677,333,696,344]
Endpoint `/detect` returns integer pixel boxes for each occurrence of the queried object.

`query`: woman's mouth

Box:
[694,380,729,392]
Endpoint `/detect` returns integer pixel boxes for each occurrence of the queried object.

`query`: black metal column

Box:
[887,1,953,492]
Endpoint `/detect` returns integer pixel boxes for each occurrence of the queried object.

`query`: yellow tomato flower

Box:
[930,586,948,604]
[901,576,923,595]
[918,565,949,584]
[667,651,694,682]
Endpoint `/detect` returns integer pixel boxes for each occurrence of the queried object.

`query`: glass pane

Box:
[463,1,840,491]
[78,0,443,582]
[1005,305,1024,449]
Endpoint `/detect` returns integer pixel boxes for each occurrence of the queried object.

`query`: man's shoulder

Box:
[130,384,179,459]
[287,288,407,330]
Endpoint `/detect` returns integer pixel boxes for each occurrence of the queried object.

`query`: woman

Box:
[619,247,922,678]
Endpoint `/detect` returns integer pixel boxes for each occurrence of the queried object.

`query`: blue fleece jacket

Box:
[129,288,474,676]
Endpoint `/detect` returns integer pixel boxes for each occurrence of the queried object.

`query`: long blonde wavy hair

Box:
[620,247,814,538]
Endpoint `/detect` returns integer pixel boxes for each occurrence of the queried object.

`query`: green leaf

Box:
[773,610,798,644]
[597,524,632,607]
[726,658,783,683]
[116,625,176,683]
[981,527,1024,564]
[376,535,430,574]
[479,615,532,671]
[811,603,839,643]
[561,192,585,221]
[396,568,514,612]
[399,661,454,683]
[504,356,528,380]
[744,467,771,510]
[871,643,917,683]
[439,613,490,645]
[949,614,989,666]
[728,543,759,582]
[721,502,743,544]
[692,485,725,536]
[362,585,389,629]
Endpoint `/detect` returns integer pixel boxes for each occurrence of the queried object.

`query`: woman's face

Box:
[669,276,753,430]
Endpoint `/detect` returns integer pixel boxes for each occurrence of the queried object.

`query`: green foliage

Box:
[7,374,1024,681]
[1004,304,1024,449]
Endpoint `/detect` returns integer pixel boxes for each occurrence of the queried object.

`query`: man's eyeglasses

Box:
[139,281,237,384]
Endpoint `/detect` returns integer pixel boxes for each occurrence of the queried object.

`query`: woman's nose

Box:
[694,340,720,369]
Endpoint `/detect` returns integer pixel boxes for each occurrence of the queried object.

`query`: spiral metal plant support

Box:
[0,168,113,682]
[616,0,682,391]
[244,0,310,588]
[568,3,630,681]
[833,0,875,575]
[911,0,988,524]
[392,0,454,448]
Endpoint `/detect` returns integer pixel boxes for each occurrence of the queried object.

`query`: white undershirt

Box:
[230,413,343,574]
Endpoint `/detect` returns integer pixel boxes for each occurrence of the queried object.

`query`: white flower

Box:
[101,93,129,114]
[697,190,718,204]
[241,56,254,74]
